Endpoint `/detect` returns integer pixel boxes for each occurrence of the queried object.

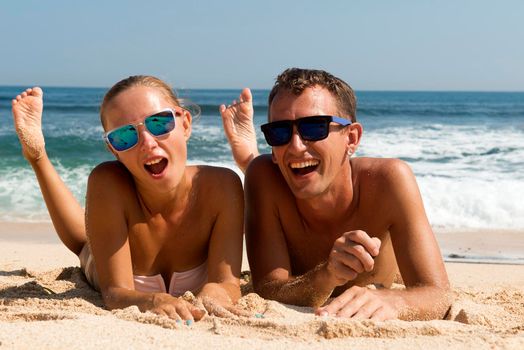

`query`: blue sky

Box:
[1,0,522,91]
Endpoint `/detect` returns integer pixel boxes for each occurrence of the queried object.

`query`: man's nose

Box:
[287,127,308,153]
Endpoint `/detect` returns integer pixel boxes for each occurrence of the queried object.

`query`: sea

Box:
[1,87,523,231]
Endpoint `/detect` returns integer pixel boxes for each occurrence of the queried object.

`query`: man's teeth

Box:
[290,160,319,169]
[145,158,163,166]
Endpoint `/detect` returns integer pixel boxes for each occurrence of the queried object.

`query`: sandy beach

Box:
[1,222,523,349]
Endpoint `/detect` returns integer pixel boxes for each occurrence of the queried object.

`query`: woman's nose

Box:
[139,126,159,151]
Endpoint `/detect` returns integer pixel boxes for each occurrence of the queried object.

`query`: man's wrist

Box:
[311,262,339,296]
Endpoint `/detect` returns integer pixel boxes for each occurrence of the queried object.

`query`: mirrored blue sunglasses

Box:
[261,115,351,146]
[104,108,180,152]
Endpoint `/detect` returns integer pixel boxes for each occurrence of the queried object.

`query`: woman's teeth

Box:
[144,158,168,175]
[145,158,162,166]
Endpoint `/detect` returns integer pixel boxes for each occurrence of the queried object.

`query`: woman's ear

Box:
[182,109,192,140]
[106,142,120,160]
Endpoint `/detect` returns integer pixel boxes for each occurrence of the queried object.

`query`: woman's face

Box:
[103,86,192,191]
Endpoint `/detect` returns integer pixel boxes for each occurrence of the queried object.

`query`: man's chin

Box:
[288,185,323,200]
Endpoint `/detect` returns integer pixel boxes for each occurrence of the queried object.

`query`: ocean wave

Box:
[420,176,524,229]
[42,105,100,113]
[0,164,91,222]
[2,88,523,228]
[359,125,524,180]
[1,160,522,229]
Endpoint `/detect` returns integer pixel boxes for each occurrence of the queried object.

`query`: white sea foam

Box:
[0,164,91,222]
[359,123,524,228]
[419,176,524,229]
[3,158,521,229]
[2,122,522,230]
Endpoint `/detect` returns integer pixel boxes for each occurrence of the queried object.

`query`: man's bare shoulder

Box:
[352,157,414,183]
[244,154,292,197]
[246,154,277,170]
[246,154,284,182]
[351,157,417,207]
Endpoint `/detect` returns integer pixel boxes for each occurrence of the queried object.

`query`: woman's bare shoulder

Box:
[88,161,135,192]
[188,164,243,195]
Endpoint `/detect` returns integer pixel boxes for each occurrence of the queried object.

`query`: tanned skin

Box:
[221,86,450,321]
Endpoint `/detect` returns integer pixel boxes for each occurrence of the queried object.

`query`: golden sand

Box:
[1,222,523,349]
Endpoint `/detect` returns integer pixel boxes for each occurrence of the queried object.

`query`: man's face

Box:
[269,86,351,200]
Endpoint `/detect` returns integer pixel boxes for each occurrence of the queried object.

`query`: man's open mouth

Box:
[289,160,319,176]
[144,157,168,175]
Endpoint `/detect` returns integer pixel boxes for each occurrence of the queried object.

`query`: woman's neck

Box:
[134,169,191,217]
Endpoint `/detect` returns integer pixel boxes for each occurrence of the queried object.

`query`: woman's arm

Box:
[197,167,245,316]
[86,162,204,321]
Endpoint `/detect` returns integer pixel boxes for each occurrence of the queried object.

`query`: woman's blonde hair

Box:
[100,75,180,128]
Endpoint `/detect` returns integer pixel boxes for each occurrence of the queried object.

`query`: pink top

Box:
[133,261,208,296]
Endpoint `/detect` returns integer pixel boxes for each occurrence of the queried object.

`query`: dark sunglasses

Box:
[261,115,351,146]
[104,108,180,152]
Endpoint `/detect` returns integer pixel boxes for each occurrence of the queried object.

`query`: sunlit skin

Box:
[221,85,451,321]
[12,84,247,321]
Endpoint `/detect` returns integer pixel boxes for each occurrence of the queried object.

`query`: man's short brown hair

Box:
[268,68,357,122]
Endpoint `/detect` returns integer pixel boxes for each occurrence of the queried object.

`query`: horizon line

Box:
[1,84,523,94]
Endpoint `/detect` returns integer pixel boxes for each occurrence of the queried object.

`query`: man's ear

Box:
[182,109,192,141]
[271,149,277,164]
[346,122,363,155]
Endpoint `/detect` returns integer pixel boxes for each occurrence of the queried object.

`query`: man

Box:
[220,68,450,321]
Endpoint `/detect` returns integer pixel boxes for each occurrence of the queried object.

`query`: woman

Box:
[12,76,245,323]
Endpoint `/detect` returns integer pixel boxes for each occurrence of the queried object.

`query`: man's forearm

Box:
[385,285,452,320]
[256,263,338,307]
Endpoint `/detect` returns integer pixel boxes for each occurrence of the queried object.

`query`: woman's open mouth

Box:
[144,157,168,176]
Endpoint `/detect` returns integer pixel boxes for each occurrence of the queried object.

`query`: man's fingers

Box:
[369,306,389,321]
[332,287,371,318]
[318,289,356,316]
[346,298,379,319]
[343,230,381,257]
[331,250,366,275]
[371,237,381,254]
[333,241,374,272]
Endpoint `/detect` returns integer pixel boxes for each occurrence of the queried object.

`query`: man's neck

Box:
[295,160,358,226]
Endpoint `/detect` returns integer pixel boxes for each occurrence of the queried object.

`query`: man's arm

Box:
[245,156,380,306]
[386,159,451,319]
[317,159,451,320]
